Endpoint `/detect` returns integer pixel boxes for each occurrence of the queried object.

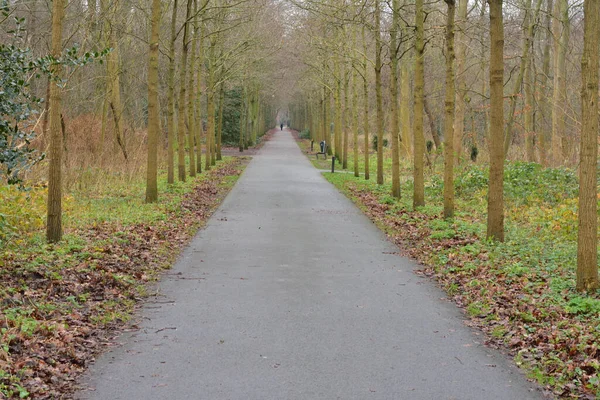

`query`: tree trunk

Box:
[249,88,258,150]
[487,0,505,242]
[343,56,349,170]
[187,0,198,177]
[42,78,51,149]
[576,0,599,292]
[334,57,342,163]
[46,0,65,243]
[322,86,328,155]
[205,36,216,170]
[453,0,468,163]
[326,89,333,156]
[239,85,246,152]
[478,0,488,144]
[100,96,108,156]
[524,45,535,162]
[400,60,411,157]
[195,19,204,172]
[103,0,127,161]
[243,86,249,150]
[443,0,456,219]
[216,82,225,161]
[424,95,441,150]
[362,26,370,180]
[390,0,401,198]
[352,28,359,178]
[413,0,425,207]
[551,0,569,166]
[167,0,178,183]
[177,0,193,181]
[538,0,552,167]
[145,0,160,203]
[375,0,384,185]
[503,0,542,156]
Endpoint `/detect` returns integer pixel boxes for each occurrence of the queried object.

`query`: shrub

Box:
[299,129,310,139]
[372,135,389,150]
[0,185,47,243]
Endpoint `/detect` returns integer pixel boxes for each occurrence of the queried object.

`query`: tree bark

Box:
[551,0,569,166]
[413,0,425,207]
[102,0,127,161]
[362,26,370,180]
[187,0,198,177]
[424,95,441,150]
[487,0,505,241]
[145,0,161,203]
[390,0,401,198]
[453,0,468,163]
[375,0,384,185]
[167,0,178,183]
[205,34,217,170]
[216,82,225,161]
[443,0,456,219]
[239,84,246,152]
[538,0,552,167]
[334,56,342,163]
[177,0,193,181]
[195,18,204,172]
[46,0,65,243]
[400,59,411,158]
[343,55,349,170]
[352,31,359,178]
[524,43,535,162]
[576,0,599,292]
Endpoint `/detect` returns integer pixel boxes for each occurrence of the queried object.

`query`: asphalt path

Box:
[78,129,545,399]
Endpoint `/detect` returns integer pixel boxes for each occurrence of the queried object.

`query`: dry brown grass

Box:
[27,114,162,193]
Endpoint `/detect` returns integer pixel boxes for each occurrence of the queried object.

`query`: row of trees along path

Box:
[281,0,599,292]
[2,0,598,302]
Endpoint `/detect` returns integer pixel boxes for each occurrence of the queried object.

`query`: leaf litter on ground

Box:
[0,157,247,399]
[320,166,600,400]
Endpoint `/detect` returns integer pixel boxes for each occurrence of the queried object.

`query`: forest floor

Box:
[295,133,600,399]
[0,157,249,399]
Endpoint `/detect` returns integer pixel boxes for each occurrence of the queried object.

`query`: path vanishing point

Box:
[78,129,545,400]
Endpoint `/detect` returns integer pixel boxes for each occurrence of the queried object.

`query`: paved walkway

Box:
[78,130,544,399]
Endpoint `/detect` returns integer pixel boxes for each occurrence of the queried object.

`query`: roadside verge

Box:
[0,157,249,399]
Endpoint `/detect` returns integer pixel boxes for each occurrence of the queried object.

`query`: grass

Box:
[296,134,600,399]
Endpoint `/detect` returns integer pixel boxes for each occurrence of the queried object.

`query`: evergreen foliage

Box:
[0,11,47,184]
[0,4,105,185]
[221,87,242,145]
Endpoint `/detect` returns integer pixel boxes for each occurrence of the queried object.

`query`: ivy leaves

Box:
[0,6,108,186]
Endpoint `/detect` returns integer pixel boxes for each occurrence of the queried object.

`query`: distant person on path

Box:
[280,123,283,130]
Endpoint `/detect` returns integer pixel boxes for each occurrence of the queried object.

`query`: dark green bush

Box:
[299,129,310,139]
[221,88,242,145]
[372,135,388,150]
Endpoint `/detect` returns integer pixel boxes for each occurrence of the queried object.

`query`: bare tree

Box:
[145,0,161,203]
[487,0,505,241]
[443,0,456,219]
[46,0,65,243]
[576,0,599,292]
[413,0,425,207]
[390,0,401,198]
